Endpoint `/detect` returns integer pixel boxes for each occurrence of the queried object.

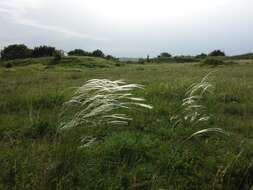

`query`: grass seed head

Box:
[61,79,152,129]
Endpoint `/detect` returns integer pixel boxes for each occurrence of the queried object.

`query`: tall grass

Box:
[60,75,229,150]
[170,73,213,127]
[1,60,253,189]
[61,79,152,129]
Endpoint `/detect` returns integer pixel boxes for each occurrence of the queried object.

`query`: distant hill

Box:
[0,56,118,68]
[231,53,253,59]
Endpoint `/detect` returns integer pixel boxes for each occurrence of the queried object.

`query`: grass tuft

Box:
[61,79,153,130]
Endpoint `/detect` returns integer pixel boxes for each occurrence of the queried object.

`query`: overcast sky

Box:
[0,0,252,57]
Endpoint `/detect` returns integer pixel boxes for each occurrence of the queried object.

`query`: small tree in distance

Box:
[196,53,207,59]
[208,50,225,56]
[92,49,104,58]
[105,55,114,60]
[158,52,172,58]
[68,49,91,56]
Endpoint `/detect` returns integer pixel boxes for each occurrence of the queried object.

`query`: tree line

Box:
[68,49,114,60]
[0,44,114,60]
[0,43,226,61]
[157,50,225,59]
[0,44,57,60]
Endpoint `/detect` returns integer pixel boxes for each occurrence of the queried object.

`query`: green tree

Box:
[105,55,114,60]
[32,46,56,57]
[1,44,32,60]
[68,49,91,56]
[159,52,172,58]
[208,50,225,56]
[92,49,104,58]
[196,53,207,59]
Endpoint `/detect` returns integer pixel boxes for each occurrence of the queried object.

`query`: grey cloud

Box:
[0,0,252,57]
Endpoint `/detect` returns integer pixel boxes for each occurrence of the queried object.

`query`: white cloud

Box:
[0,0,108,41]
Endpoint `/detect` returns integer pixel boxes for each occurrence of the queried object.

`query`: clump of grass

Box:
[61,79,153,130]
[169,73,229,142]
[170,73,214,128]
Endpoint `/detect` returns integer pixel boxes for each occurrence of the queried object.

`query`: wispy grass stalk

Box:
[61,79,152,130]
[171,73,214,128]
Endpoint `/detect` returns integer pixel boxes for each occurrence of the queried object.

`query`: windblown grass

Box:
[1,60,253,189]
[61,79,152,129]
[170,73,214,128]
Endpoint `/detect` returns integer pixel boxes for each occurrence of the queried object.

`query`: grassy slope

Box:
[0,57,253,189]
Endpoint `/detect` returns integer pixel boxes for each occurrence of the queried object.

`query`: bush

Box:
[173,56,198,63]
[201,58,225,66]
[208,50,225,56]
[158,52,172,58]
[48,50,63,65]
[1,44,32,60]
[5,62,13,68]
[105,55,114,60]
[138,58,145,64]
[115,62,124,67]
[196,53,207,59]
[54,51,62,61]
[32,46,56,57]
[68,49,91,56]
[92,49,104,58]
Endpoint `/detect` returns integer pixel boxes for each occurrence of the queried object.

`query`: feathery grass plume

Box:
[175,73,228,143]
[61,79,153,130]
[170,72,215,128]
[186,128,229,140]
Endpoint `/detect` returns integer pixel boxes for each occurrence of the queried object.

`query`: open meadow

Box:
[1,57,253,189]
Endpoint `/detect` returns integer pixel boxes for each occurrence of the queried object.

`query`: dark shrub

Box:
[196,53,207,59]
[158,52,172,58]
[138,58,145,64]
[50,51,63,65]
[105,55,114,60]
[1,44,32,60]
[115,62,124,67]
[24,121,57,139]
[32,45,56,57]
[92,49,104,58]
[201,58,225,66]
[208,50,225,56]
[53,51,62,61]
[5,62,13,68]
[68,49,91,56]
[173,56,197,63]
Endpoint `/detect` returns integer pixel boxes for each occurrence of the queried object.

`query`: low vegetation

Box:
[0,55,253,189]
[200,58,238,67]
[0,56,120,69]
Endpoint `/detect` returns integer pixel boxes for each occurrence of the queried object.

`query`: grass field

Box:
[1,56,253,189]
